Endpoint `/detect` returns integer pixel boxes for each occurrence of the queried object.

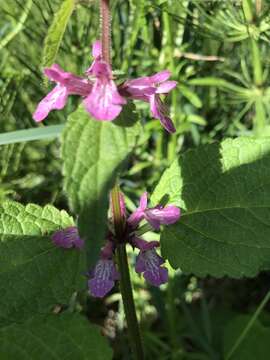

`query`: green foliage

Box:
[153,137,270,277]
[62,104,140,265]
[2,0,270,358]
[0,201,84,325]
[42,0,76,69]
[0,313,112,359]
[0,125,64,145]
[224,315,270,360]
[0,0,32,50]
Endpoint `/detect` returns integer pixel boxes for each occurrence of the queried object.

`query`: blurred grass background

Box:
[1,1,270,359]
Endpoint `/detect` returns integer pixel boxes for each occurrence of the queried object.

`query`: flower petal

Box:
[84,61,126,121]
[150,95,176,133]
[84,79,126,121]
[33,84,68,122]
[51,226,84,249]
[135,252,146,273]
[145,206,181,230]
[88,259,119,298]
[156,80,177,94]
[144,266,168,286]
[149,70,171,84]
[135,248,168,286]
[139,192,148,209]
[92,40,102,58]
[88,278,114,298]
[127,192,148,228]
[133,238,159,251]
[44,64,92,96]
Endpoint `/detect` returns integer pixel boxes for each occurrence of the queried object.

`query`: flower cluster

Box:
[52,192,180,298]
[33,41,177,133]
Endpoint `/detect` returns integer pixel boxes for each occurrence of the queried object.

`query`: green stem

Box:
[117,244,145,360]
[242,0,264,132]
[162,11,177,162]
[111,185,145,360]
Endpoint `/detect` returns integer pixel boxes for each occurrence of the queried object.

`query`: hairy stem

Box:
[111,185,145,360]
[100,0,111,63]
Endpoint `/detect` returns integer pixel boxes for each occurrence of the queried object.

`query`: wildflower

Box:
[119,70,177,133]
[51,226,84,249]
[33,41,125,122]
[133,238,168,286]
[33,64,92,122]
[51,192,180,297]
[88,241,120,298]
[33,40,177,132]
[128,192,181,230]
[84,41,126,121]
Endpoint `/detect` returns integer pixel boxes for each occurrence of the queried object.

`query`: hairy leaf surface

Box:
[153,138,270,277]
[62,104,139,265]
[0,314,112,359]
[0,201,84,325]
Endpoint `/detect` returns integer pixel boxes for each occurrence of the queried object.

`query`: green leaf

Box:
[0,125,64,145]
[0,201,84,326]
[62,104,139,265]
[188,77,249,95]
[0,313,112,359]
[42,0,76,68]
[179,84,202,108]
[152,138,270,277]
[224,315,270,360]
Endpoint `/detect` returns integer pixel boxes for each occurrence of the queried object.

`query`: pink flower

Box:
[33,64,92,122]
[133,238,168,286]
[33,40,177,132]
[119,70,177,133]
[51,226,84,249]
[128,192,181,230]
[33,41,126,122]
[83,41,126,121]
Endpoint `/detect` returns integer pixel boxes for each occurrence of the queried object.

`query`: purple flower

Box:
[84,41,126,121]
[88,259,119,298]
[133,238,168,286]
[119,70,177,133]
[88,241,120,298]
[33,64,92,122]
[128,192,181,230]
[51,226,84,249]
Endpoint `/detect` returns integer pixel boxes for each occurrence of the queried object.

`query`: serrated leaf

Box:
[0,313,112,360]
[0,201,84,326]
[152,138,270,277]
[42,0,75,69]
[62,104,139,266]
